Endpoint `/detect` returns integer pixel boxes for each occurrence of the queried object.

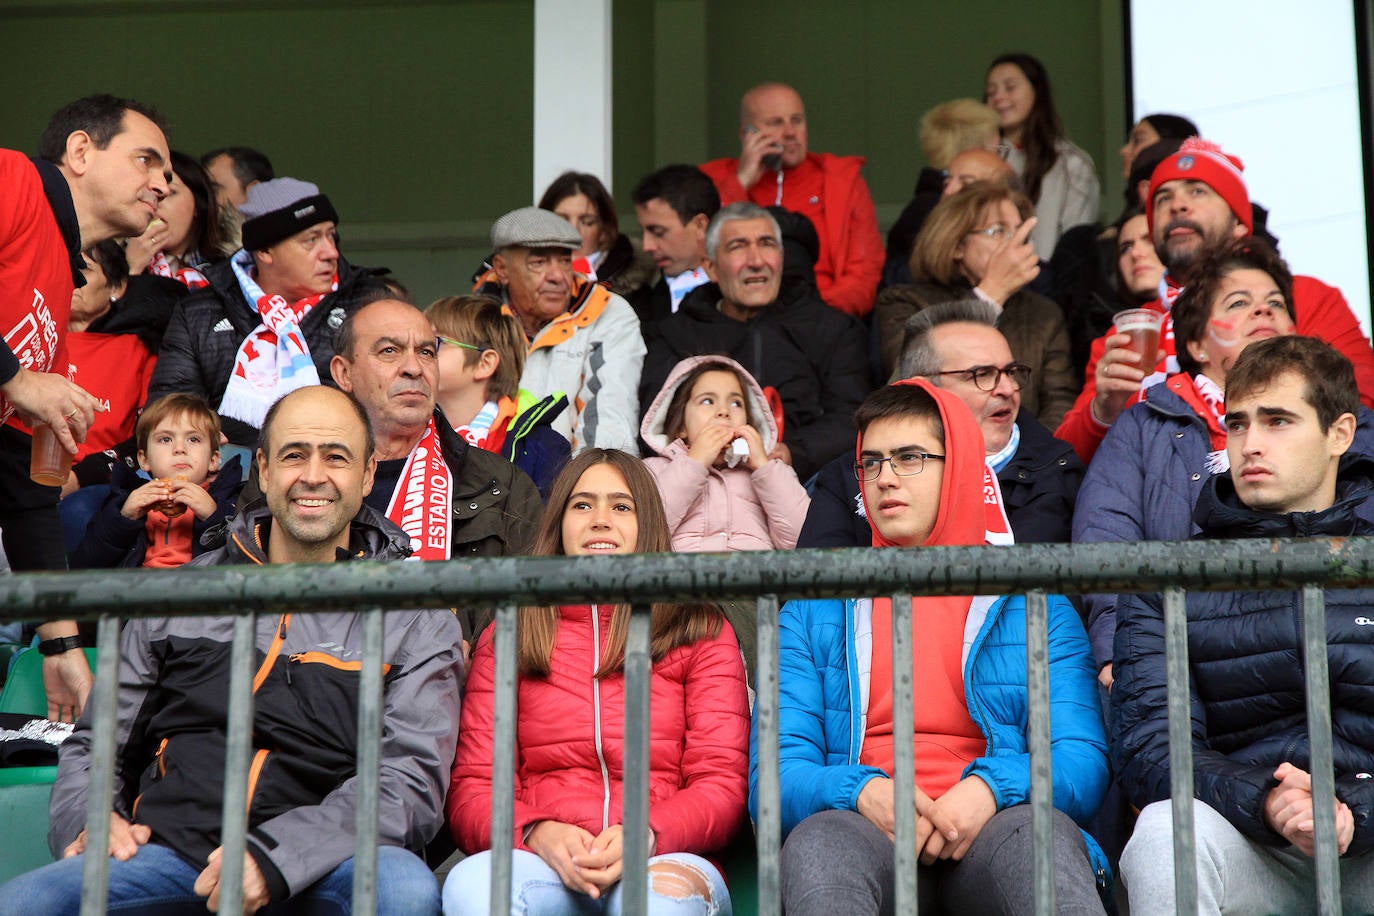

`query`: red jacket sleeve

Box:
[446,629,552,854]
[699,158,749,206]
[645,624,750,854]
[1292,275,1374,409]
[1055,333,1113,464]
[815,174,883,318]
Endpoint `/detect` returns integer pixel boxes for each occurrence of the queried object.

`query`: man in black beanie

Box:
[147,177,390,446]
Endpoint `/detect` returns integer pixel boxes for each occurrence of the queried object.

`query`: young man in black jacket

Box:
[1112,336,1374,914]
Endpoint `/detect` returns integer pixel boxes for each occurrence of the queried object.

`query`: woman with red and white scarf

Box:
[124,151,226,290]
[1072,240,1331,687]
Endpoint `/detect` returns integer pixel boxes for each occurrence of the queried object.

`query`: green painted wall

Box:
[1,0,1124,304]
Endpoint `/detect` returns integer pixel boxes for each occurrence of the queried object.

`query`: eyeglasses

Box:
[927,363,1032,392]
[437,335,489,353]
[966,223,1016,242]
[853,451,945,481]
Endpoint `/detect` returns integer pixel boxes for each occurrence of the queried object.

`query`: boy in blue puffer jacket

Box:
[752,379,1110,914]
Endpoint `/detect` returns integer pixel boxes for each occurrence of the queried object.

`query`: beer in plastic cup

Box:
[29,423,73,486]
[1113,308,1163,369]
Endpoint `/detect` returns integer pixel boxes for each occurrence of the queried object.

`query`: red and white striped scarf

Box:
[147,251,208,289]
[384,419,453,561]
[219,252,332,428]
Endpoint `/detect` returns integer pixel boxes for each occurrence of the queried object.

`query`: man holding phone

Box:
[699,82,883,319]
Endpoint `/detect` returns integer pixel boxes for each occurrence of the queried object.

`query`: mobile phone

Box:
[746,125,784,171]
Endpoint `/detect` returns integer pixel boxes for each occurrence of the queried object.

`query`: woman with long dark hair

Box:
[539,171,654,303]
[124,150,227,288]
[442,448,749,915]
[985,52,1100,259]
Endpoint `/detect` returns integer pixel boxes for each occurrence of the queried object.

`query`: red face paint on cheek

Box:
[1207,317,1239,349]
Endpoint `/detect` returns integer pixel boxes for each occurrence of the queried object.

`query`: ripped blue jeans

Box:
[442,849,730,916]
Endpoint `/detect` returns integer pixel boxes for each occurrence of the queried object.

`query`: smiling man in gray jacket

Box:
[0,385,461,915]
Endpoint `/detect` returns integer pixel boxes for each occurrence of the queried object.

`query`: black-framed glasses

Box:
[853,451,945,481]
[437,335,489,353]
[927,363,1032,392]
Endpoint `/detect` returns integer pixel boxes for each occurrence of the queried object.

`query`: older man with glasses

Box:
[798,298,1084,549]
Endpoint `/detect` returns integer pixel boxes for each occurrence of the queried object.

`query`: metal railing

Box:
[4,537,1373,915]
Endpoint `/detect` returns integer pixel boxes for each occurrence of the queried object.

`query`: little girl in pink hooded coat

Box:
[640,355,810,552]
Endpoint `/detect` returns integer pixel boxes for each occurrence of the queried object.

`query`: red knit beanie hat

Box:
[1145,137,1253,234]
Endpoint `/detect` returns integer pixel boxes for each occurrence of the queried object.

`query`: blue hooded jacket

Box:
[749,379,1111,889]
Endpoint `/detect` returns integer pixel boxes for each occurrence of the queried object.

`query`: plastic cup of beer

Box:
[30,423,73,486]
[1113,308,1164,369]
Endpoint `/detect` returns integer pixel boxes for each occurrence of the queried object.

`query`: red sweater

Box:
[0,150,76,428]
[66,332,157,462]
[448,604,749,858]
[700,151,883,318]
[1056,274,1374,464]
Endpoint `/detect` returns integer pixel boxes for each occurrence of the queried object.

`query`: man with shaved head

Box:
[700,82,884,317]
[3,385,460,914]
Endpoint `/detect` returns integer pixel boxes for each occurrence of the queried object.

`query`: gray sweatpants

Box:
[1121,798,1374,915]
[780,805,1105,915]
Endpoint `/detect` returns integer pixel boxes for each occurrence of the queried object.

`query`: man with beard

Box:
[1054,138,1374,463]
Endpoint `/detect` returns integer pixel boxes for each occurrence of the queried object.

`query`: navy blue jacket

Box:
[1074,381,1374,666]
[1110,460,1374,854]
[797,409,1083,548]
[70,454,245,570]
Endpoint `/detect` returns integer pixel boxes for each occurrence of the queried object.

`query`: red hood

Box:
[860,378,1012,548]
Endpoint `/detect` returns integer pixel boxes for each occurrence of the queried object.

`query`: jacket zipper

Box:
[287,651,392,675]
[590,604,612,831]
[245,748,269,815]
[251,613,292,692]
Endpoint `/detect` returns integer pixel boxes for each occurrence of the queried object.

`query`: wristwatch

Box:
[37,635,83,656]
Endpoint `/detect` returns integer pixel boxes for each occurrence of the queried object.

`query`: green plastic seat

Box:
[721,828,760,916]
[0,647,98,885]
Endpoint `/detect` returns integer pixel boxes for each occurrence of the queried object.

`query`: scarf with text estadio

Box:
[219,250,331,428]
[383,419,453,560]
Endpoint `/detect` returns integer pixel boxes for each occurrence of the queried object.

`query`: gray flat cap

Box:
[491,206,581,250]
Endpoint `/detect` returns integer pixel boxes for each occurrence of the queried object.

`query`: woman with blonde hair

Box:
[884,99,1005,287]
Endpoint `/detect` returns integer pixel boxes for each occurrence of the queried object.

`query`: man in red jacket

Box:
[0,93,169,721]
[699,82,883,318]
[1056,137,1374,463]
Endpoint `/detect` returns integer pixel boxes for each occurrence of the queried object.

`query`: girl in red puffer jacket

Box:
[442,448,750,916]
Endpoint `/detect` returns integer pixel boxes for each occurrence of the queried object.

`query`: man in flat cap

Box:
[148,177,392,447]
[475,205,645,453]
